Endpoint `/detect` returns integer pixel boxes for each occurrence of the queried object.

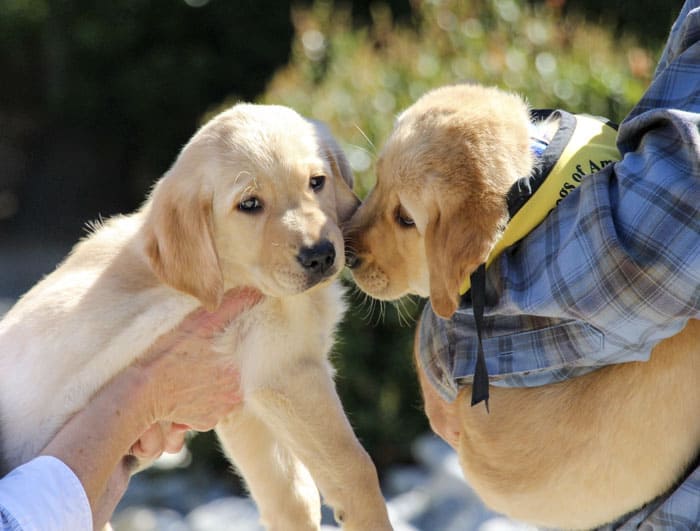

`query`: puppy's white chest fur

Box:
[219,281,347,393]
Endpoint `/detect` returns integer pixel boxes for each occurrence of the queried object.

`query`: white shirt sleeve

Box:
[0,456,92,531]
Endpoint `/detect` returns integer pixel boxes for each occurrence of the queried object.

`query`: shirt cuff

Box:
[0,455,92,531]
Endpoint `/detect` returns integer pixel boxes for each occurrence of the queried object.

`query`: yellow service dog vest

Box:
[461,109,621,408]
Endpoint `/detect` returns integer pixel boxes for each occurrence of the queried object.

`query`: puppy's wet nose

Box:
[297,240,336,276]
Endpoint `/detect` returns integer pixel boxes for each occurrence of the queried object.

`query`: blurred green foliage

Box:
[0,0,293,231]
[254,0,672,472]
[261,0,663,197]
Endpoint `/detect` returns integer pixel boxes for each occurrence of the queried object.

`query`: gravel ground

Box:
[112,434,533,531]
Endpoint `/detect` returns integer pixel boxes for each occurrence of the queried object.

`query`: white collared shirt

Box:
[0,456,91,531]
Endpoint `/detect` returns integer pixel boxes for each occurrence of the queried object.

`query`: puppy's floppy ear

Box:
[424,200,499,319]
[330,152,362,224]
[309,119,361,223]
[143,172,224,311]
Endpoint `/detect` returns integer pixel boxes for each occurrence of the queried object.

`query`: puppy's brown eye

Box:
[310,175,325,192]
[396,206,415,228]
[239,197,263,212]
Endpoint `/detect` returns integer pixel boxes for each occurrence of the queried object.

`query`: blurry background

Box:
[0,0,683,529]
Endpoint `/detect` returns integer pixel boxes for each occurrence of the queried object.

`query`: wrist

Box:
[38,364,159,515]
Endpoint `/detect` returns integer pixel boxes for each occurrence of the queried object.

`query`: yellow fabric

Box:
[459,114,621,295]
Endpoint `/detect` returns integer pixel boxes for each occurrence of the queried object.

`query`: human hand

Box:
[135,286,263,432]
[98,422,190,527]
[38,287,261,528]
[129,422,188,460]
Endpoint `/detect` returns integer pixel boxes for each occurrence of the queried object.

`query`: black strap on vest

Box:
[469,263,490,411]
[467,110,573,411]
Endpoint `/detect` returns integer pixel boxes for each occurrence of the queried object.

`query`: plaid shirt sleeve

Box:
[489,0,700,381]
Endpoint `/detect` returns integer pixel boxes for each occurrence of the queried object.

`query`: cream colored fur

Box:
[346,84,700,529]
[0,104,391,531]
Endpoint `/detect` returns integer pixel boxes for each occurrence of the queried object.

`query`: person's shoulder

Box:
[652,1,700,80]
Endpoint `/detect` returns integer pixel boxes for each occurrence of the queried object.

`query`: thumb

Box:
[191,287,263,335]
[215,287,264,325]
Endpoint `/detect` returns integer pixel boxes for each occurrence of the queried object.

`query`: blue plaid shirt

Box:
[419,1,700,528]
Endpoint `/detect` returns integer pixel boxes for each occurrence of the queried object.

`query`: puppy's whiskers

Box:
[353,124,376,154]
[350,285,374,323]
[393,295,418,328]
[356,289,383,326]
[363,297,375,323]
[373,300,387,327]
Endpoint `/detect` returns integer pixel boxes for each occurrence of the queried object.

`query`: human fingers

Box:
[130,423,166,460]
[138,287,262,370]
[186,286,263,338]
[174,385,241,431]
[144,353,241,427]
[162,425,188,454]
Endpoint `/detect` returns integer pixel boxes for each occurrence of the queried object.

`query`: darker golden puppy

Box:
[345,84,700,529]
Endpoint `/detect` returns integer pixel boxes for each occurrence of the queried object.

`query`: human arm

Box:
[493,0,700,352]
[466,0,699,390]
[0,286,261,530]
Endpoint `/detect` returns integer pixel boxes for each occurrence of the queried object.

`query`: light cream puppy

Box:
[0,104,391,531]
[346,84,700,529]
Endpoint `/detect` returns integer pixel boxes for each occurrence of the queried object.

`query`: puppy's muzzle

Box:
[297,240,336,279]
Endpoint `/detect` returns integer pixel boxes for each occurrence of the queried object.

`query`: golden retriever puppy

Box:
[345,84,700,529]
[0,104,391,531]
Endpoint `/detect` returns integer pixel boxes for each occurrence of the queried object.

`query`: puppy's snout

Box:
[297,240,336,276]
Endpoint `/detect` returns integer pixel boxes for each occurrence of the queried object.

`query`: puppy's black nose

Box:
[297,240,336,276]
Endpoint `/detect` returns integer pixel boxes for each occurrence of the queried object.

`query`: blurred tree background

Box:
[0,0,683,497]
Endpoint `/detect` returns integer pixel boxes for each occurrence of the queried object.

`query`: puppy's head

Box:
[143,104,359,310]
[347,84,532,318]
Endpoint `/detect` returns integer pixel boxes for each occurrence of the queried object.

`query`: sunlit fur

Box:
[0,104,391,531]
[346,84,700,529]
